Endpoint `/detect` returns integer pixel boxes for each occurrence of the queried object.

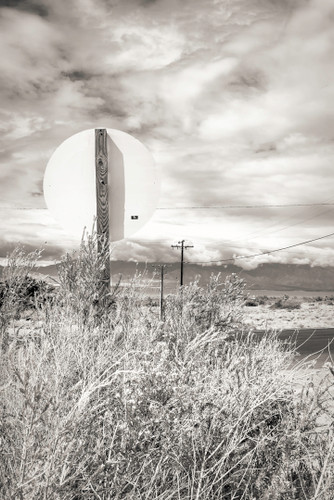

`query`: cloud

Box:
[0,0,49,17]
[0,8,62,95]
[0,0,334,270]
[105,24,185,71]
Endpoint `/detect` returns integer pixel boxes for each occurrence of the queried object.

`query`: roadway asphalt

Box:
[254,328,334,368]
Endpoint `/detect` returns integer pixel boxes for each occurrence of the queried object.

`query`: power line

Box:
[223,206,334,245]
[257,207,334,236]
[2,205,334,267]
[0,207,46,210]
[1,202,334,211]
[2,204,333,247]
[159,201,334,248]
[157,203,334,210]
[186,231,334,265]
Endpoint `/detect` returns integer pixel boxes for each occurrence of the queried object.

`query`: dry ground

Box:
[243,297,334,330]
[10,295,334,333]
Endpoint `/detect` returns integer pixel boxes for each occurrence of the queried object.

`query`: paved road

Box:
[254,328,334,368]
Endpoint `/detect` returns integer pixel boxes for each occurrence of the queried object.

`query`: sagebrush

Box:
[0,241,333,499]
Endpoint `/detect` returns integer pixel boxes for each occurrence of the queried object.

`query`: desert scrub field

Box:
[0,237,334,500]
[244,294,334,330]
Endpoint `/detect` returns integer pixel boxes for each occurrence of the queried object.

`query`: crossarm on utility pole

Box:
[171,240,194,286]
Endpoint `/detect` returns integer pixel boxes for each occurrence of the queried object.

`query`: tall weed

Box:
[0,240,333,499]
[0,246,42,350]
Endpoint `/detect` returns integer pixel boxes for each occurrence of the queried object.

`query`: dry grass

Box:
[0,240,333,499]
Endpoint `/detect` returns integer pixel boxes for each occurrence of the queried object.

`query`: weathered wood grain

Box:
[95,128,110,295]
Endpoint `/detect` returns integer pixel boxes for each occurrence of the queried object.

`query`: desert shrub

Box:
[0,275,38,310]
[144,297,158,307]
[270,295,301,310]
[0,247,44,349]
[322,295,334,306]
[1,240,333,499]
[163,273,245,337]
[0,276,54,311]
[56,231,121,327]
[244,298,258,307]
[244,296,267,307]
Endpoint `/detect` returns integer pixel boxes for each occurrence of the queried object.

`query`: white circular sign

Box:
[43,128,159,241]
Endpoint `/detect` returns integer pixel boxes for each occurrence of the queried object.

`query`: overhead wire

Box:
[261,207,334,236]
[2,203,334,267]
[186,231,334,265]
[0,206,46,210]
[1,202,334,211]
[220,205,334,245]
[0,202,332,211]
[157,203,334,209]
[158,198,334,248]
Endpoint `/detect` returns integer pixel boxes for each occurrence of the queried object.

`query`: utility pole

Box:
[152,264,169,321]
[171,240,194,286]
[159,265,165,321]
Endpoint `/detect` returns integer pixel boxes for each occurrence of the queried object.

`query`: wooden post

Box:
[95,128,110,297]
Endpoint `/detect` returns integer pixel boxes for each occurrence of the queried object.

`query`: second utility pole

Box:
[171,240,194,286]
[152,264,168,321]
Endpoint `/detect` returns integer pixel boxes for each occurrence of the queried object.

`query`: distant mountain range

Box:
[16,261,334,293]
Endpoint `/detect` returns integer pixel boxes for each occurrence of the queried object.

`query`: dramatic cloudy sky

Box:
[1,0,334,268]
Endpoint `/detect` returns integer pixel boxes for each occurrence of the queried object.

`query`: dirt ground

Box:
[243,297,334,330]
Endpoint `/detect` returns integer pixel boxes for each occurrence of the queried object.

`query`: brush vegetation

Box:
[0,235,333,499]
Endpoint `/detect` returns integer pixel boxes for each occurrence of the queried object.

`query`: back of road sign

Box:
[43,129,159,241]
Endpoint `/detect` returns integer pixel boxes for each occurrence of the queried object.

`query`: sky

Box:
[1,0,334,269]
